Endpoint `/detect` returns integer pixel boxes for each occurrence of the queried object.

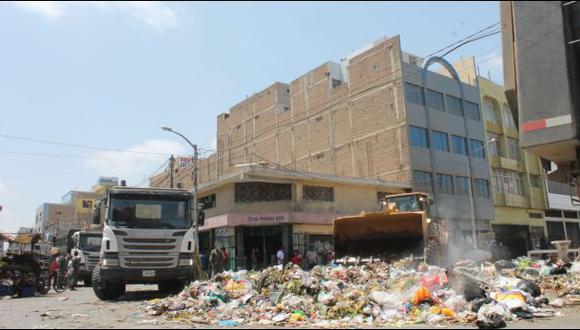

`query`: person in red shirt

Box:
[290,250,303,267]
[49,253,60,290]
[221,247,229,271]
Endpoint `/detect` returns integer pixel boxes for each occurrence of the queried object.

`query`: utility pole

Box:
[169,155,175,189]
[193,145,199,254]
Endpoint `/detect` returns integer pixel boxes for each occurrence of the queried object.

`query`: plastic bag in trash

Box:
[370,291,403,308]
[476,303,511,329]
[516,280,541,297]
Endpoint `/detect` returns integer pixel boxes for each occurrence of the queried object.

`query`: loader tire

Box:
[92,265,125,301]
[426,240,442,266]
[158,280,185,295]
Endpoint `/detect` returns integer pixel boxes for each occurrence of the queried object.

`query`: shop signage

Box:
[247,215,286,223]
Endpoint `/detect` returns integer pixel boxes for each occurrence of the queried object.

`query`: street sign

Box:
[176,156,193,168]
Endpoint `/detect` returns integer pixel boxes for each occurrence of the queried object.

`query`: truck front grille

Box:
[120,237,179,269]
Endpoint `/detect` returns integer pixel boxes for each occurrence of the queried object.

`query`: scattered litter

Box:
[144,256,580,327]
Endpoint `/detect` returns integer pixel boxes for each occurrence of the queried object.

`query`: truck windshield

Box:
[109,195,190,229]
[79,234,102,252]
[386,195,424,212]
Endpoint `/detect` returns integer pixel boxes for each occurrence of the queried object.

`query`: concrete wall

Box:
[402,61,494,229]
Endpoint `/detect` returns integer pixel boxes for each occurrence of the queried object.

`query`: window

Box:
[451,135,468,155]
[529,212,544,219]
[446,95,463,116]
[547,221,566,241]
[82,200,93,209]
[470,139,485,159]
[492,168,523,195]
[409,126,429,148]
[314,153,325,160]
[456,176,469,195]
[432,131,449,152]
[474,179,490,198]
[199,194,216,209]
[405,83,424,105]
[332,79,342,88]
[426,89,445,111]
[531,175,543,188]
[413,170,433,192]
[483,98,499,123]
[564,211,579,219]
[465,101,481,121]
[502,105,516,129]
[235,182,292,202]
[435,174,454,194]
[315,116,323,122]
[303,186,334,202]
[487,133,501,157]
[377,191,393,202]
[507,138,520,160]
[545,209,563,218]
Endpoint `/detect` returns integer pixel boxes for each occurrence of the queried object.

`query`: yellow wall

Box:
[293,224,333,235]
[493,206,544,227]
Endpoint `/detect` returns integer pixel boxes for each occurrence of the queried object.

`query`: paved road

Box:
[1,285,580,329]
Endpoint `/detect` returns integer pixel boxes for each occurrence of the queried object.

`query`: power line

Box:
[0,134,173,156]
[0,150,165,161]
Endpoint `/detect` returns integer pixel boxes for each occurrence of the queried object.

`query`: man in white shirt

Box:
[276,247,285,265]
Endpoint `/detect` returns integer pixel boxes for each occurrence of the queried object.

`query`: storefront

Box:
[199,212,337,271]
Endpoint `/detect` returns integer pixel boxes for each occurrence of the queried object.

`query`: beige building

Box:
[194,165,409,269]
[153,35,495,247]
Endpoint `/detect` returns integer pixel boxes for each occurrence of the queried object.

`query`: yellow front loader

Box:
[333,193,447,265]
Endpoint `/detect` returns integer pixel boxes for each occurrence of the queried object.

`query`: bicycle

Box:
[52,272,69,293]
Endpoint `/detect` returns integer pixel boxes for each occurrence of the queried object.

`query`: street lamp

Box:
[467,138,496,250]
[161,126,200,252]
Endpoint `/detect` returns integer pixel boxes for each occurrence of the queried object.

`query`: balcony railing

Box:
[548,180,572,195]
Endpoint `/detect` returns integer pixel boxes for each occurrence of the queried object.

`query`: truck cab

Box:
[92,187,196,300]
[70,231,102,286]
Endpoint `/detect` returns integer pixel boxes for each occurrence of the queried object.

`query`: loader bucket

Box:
[333,211,425,259]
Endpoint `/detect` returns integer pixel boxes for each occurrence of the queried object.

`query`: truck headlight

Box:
[179,259,194,266]
[102,258,119,267]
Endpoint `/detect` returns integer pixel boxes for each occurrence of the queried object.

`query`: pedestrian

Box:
[68,251,81,290]
[56,252,67,288]
[209,244,223,278]
[276,247,285,265]
[306,246,317,269]
[250,248,259,270]
[290,250,303,267]
[221,247,229,271]
[49,253,60,289]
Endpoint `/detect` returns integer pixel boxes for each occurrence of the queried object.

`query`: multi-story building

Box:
[152,35,495,260]
[34,179,106,234]
[91,176,119,195]
[446,57,548,257]
[544,179,580,249]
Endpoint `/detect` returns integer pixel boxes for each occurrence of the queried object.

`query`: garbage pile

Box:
[145,257,580,328]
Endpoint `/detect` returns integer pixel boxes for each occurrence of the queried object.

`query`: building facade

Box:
[152,36,494,247]
[446,57,549,257]
[545,179,580,249]
[195,165,410,269]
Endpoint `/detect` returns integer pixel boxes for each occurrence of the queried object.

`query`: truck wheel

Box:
[92,265,125,301]
[158,280,185,295]
[426,240,442,266]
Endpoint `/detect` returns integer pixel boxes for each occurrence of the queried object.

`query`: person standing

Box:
[68,251,81,290]
[276,247,285,266]
[250,248,259,270]
[209,244,223,278]
[306,247,317,269]
[56,252,67,288]
[290,250,303,267]
[221,247,229,271]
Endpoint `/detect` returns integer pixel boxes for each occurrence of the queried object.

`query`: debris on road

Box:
[145,257,580,327]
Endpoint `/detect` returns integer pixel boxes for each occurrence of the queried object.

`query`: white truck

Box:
[91,186,198,300]
[70,231,102,286]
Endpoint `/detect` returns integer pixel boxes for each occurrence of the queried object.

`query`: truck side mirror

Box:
[197,209,205,227]
[93,205,101,225]
[427,197,434,205]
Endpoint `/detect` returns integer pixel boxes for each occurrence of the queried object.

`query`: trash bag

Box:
[471,298,494,313]
[516,280,541,297]
[550,267,567,275]
[476,303,511,329]
[511,307,533,320]
[460,276,486,301]
[494,260,516,271]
